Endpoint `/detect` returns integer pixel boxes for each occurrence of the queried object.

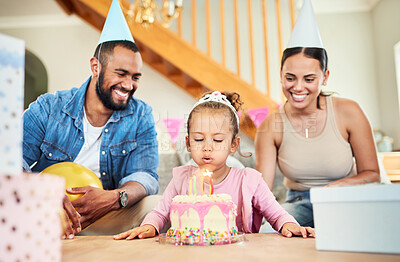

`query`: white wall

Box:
[371,0,400,149]
[317,12,381,128]
[135,65,195,154]
[0,24,98,94]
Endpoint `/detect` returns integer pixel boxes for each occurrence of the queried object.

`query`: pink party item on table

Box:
[0,174,65,262]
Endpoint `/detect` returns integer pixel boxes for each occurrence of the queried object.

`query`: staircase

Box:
[55,0,285,139]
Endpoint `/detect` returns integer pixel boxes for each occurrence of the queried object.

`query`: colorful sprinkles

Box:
[166,227,239,245]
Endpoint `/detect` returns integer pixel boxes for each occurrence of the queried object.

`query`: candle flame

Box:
[203,169,213,177]
[202,169,214,195]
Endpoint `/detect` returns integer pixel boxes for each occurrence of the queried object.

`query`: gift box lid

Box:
[310,184,400,203]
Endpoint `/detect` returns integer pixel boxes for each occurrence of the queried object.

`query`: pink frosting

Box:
[170,201,236,242]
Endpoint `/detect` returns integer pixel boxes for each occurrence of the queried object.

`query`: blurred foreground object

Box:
[0,33,24,175]
[381,152,400,183]
[0,174,64,261]
[311,184,400,254]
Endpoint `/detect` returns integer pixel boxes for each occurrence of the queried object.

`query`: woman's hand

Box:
[325,177,352,187]
[280,222,315,238]
[113,225,157,240]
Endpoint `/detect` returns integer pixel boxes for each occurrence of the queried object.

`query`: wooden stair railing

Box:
[55,0,285,139]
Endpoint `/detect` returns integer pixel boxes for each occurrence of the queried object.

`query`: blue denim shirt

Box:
[23,77,159,195]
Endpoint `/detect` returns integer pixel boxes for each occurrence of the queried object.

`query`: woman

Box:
[255,47,380,227]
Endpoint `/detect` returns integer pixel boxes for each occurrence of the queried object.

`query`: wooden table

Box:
[62,234,400,262]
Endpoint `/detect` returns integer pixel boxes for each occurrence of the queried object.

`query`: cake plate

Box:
[158,232,246,246]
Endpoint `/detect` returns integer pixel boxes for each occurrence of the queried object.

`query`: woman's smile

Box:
[291,92,308,102]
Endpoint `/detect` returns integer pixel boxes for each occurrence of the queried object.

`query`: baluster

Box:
[233,0,240,77]
[289,0,295,29]
[220,0,225,67]
[206,0,211,57]
[262,0,271,98]
[192,0,196,47]
[178,4,182,37]
[247,0,255,87]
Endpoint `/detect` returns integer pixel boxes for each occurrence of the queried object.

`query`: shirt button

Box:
[102,151,106,155]
[80,136,83,140]
[122,150,126,154]
[104,129,109,133]
[102,172,106,176]
[48,153,52,157]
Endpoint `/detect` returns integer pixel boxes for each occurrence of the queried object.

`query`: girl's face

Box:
[281,53,329,110]
[186,109,239,175]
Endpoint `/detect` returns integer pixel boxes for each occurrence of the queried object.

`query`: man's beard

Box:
[96,70,134,111]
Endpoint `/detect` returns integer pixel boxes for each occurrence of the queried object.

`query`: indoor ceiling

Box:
[0,0,382,17]
[0,0,62,17]
[0,0,382,28]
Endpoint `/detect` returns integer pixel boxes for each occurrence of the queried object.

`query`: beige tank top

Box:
[278,96,356,190]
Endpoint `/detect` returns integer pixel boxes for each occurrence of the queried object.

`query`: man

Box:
[23,0,159,238]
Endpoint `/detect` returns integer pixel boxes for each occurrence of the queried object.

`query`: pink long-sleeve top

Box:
[141,165,298,233]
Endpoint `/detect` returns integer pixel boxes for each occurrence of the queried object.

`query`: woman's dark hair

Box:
[281,47,332,109]
[281,47,328,72]
[93,40,140,67]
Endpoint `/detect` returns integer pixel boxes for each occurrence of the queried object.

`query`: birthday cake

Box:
[166,193,238,245]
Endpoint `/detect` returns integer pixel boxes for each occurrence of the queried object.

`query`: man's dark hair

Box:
[93,40,140,67]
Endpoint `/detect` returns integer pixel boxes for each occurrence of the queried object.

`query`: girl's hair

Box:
[187,91,243,140]
[281,47,333,109]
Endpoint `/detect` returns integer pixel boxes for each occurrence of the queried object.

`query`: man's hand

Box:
[62,195,81,239]
[67,186,119,230]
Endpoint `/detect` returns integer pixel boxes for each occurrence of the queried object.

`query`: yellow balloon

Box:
[40,162,103,201]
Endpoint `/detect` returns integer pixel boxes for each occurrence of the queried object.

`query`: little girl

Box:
[114,91,315,240]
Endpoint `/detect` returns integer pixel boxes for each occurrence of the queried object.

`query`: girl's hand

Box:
[113,225,156,240]
[280,222,315,238]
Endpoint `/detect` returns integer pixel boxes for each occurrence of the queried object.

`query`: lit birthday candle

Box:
[210,176,214,195]
[203,169,214,195]
[199,173,204,196]
[189,177,192,195]
[193,175,197,195]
